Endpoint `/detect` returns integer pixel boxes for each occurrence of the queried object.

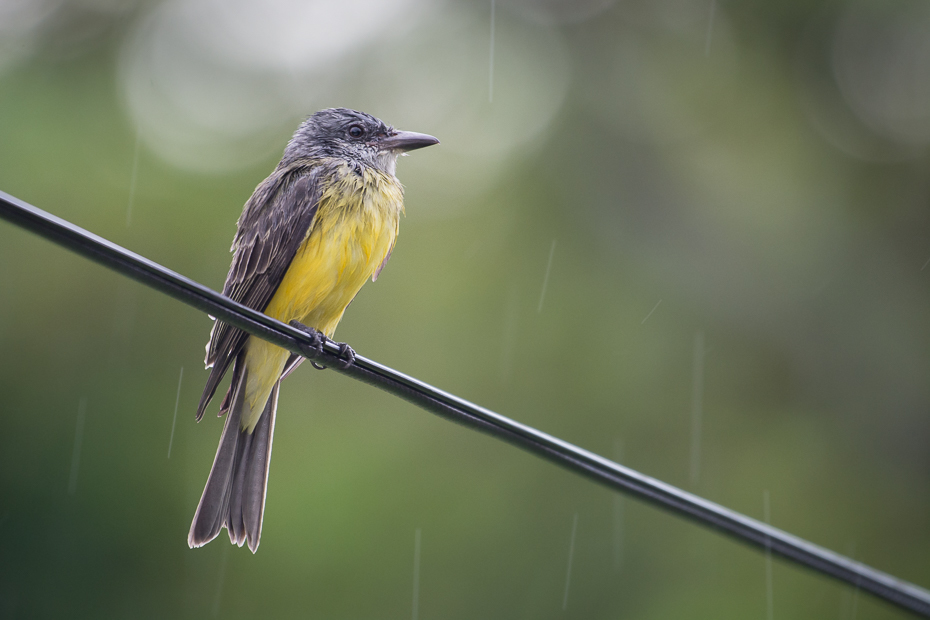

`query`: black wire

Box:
[1,188,929,617]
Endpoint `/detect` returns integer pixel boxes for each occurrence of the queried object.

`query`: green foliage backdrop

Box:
[0,1,928,618]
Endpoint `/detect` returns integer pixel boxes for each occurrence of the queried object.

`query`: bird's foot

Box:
[288,321,356,370]
[288,320,325,367]
[332,341,356,370]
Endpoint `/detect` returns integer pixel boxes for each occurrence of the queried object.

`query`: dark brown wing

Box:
[196,161,323,420]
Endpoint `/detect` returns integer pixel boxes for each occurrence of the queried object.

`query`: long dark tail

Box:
[188,362,279,553]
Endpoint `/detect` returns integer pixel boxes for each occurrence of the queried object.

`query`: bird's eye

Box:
[347,125,364,139]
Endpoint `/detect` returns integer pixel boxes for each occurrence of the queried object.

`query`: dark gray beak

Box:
[378,130,440,152]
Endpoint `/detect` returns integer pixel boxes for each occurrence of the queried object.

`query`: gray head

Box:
[281,108,438,176]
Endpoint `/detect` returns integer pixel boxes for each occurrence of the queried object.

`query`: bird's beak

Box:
[377,130,440,152]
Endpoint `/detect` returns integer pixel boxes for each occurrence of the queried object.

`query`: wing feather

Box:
[196,161,324,420]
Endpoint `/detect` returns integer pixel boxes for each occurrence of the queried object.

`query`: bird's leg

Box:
[288,320,356,370]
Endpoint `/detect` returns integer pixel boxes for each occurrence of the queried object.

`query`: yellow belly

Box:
[241,165,403,431]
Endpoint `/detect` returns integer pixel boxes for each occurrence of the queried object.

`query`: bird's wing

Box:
[372,210,401,282]
[196,161,324,420]
[371,237,395,282]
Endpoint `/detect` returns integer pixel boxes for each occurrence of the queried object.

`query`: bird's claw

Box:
[334,342,356,369]
[288,320,355,370]
[288,320,325,363]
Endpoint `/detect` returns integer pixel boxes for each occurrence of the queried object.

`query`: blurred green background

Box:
[1,0,929,618]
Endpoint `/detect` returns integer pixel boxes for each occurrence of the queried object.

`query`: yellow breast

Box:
[241,163,404,429]
[266,164,403,334]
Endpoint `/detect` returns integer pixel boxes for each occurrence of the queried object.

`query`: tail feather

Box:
[188,362,279,553]
[249,383,278,535]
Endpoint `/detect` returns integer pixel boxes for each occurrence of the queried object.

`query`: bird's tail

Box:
[188,360,279,553]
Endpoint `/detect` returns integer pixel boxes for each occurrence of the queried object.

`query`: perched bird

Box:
[188,108,438,552]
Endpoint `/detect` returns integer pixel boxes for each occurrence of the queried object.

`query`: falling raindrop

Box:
[68,398,87,495]
[537,240,557,314]
[764,490,773,620]
[168,366,184,459]
[126,130,141,227]
[488,0,495,103]
[412,527,422,620]
[704,0,716,56]
[211,544,230,617]
[562,513,578,610]
[641,299,662,325]
[612,440,624,571]
[500,288,520,382]
[689,331,705,487]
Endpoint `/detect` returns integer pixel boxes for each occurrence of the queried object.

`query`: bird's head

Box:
[282,108,438,176]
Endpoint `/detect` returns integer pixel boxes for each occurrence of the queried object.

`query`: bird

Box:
[187,108,438,553]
